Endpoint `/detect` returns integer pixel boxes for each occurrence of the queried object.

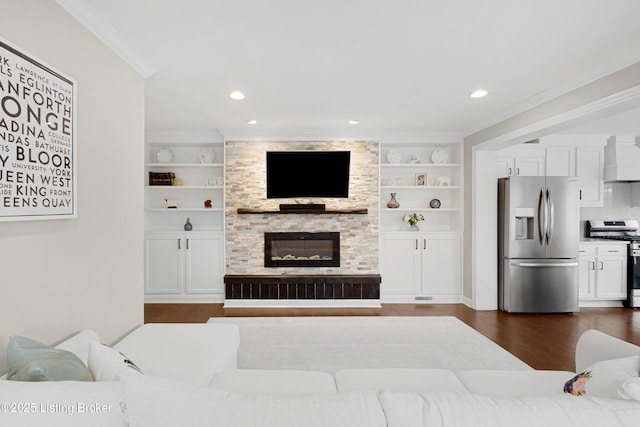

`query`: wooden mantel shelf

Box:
[237,208,368,215]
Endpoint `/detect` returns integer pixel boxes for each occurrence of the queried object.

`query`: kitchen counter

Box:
[579,238,629,244]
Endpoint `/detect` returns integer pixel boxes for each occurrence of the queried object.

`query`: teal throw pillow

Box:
[6,335,93,382]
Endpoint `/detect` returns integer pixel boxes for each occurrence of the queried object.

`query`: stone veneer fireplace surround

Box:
[224,140,380,304]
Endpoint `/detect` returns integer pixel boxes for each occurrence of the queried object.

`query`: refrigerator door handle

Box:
[537,188,545,245]
[546,188,554,245]
[512,262,579,268]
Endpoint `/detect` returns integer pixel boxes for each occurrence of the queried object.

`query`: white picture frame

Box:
[415,173,427,186]
[0,38,77,221]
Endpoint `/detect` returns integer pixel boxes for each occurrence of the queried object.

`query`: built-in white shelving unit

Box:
[144,138,225,302]
[379,139,464,303]
[380,142,462,232]
[144,142,225,232]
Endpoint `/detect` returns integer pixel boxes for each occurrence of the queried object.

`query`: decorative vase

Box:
[184,218,193,231]
[409,223,420,231]
[387,193,400,209]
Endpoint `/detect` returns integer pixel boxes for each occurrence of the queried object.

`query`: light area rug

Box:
[207,316,532,374]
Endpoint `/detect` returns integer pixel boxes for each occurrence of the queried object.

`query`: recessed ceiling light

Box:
[247,120,257,125]
[470,89,488,98]
[348,120,360,125]
[230,91,245,100]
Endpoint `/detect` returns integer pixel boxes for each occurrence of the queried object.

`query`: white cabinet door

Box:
[145,234,183,294]
[496,157,515,177]
[545,146,575,176]
[380,234,421,296]
[185,234,224,294]
[595,246,627,299]
[578,246,596,299]
[596,258,626,298]
[421,234,461,295]
[576,146,604,207]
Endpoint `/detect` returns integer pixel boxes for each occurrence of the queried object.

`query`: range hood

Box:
[604,135,640,182]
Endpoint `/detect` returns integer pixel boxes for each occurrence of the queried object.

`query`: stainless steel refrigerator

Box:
[498,176,580,313]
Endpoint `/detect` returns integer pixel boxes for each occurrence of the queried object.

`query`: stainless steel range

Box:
[587,219,640,308]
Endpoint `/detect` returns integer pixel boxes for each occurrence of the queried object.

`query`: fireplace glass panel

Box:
[265,232,340,267]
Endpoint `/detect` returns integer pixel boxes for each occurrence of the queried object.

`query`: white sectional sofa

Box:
[2,324,640,426]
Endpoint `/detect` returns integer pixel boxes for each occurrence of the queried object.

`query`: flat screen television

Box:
[266,151,350,198]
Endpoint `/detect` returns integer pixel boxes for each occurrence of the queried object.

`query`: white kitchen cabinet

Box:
[496,145,545,177]
[545,146,575,176]
[145,232,224,301]
[497,156,545,177]
[381,232,461,302]
[578,243,627,302]
[536,136,605,207]
[576,146,604,207]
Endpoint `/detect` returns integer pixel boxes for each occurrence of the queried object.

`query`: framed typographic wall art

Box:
[0,38,77,221]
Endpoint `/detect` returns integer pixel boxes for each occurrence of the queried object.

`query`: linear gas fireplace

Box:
[265,232,340,267]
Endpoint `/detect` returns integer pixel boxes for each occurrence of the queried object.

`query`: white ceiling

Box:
[62,0,640,138]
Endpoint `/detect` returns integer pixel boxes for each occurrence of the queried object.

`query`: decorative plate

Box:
[387,149,402,164]
[156,148,174,164]
[431,149,448,164]
[198,149,215,164]
[430,198,441,209]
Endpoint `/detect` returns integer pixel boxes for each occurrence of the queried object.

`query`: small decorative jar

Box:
[387,193,400,209]
[184,218,193,231]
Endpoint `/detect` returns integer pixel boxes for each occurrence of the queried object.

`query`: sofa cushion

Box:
[564,355,640,400]
[88,341,143,381]
[457,370,575,396]
[112,323,240,385]
[6,335,93,382]
[379,390,640,427]
[0,379,127,427]
[335,368,468,393]
[210,369,337,394]
[124,375,387,427]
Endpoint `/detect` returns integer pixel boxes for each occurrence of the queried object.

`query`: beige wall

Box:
[0,0,144,373]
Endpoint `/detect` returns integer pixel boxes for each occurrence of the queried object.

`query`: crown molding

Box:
[56,0,156,78]
[219,128,463,144]
[145,130,225,144]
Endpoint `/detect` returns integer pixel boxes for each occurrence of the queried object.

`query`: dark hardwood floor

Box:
[144,303,640,372]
